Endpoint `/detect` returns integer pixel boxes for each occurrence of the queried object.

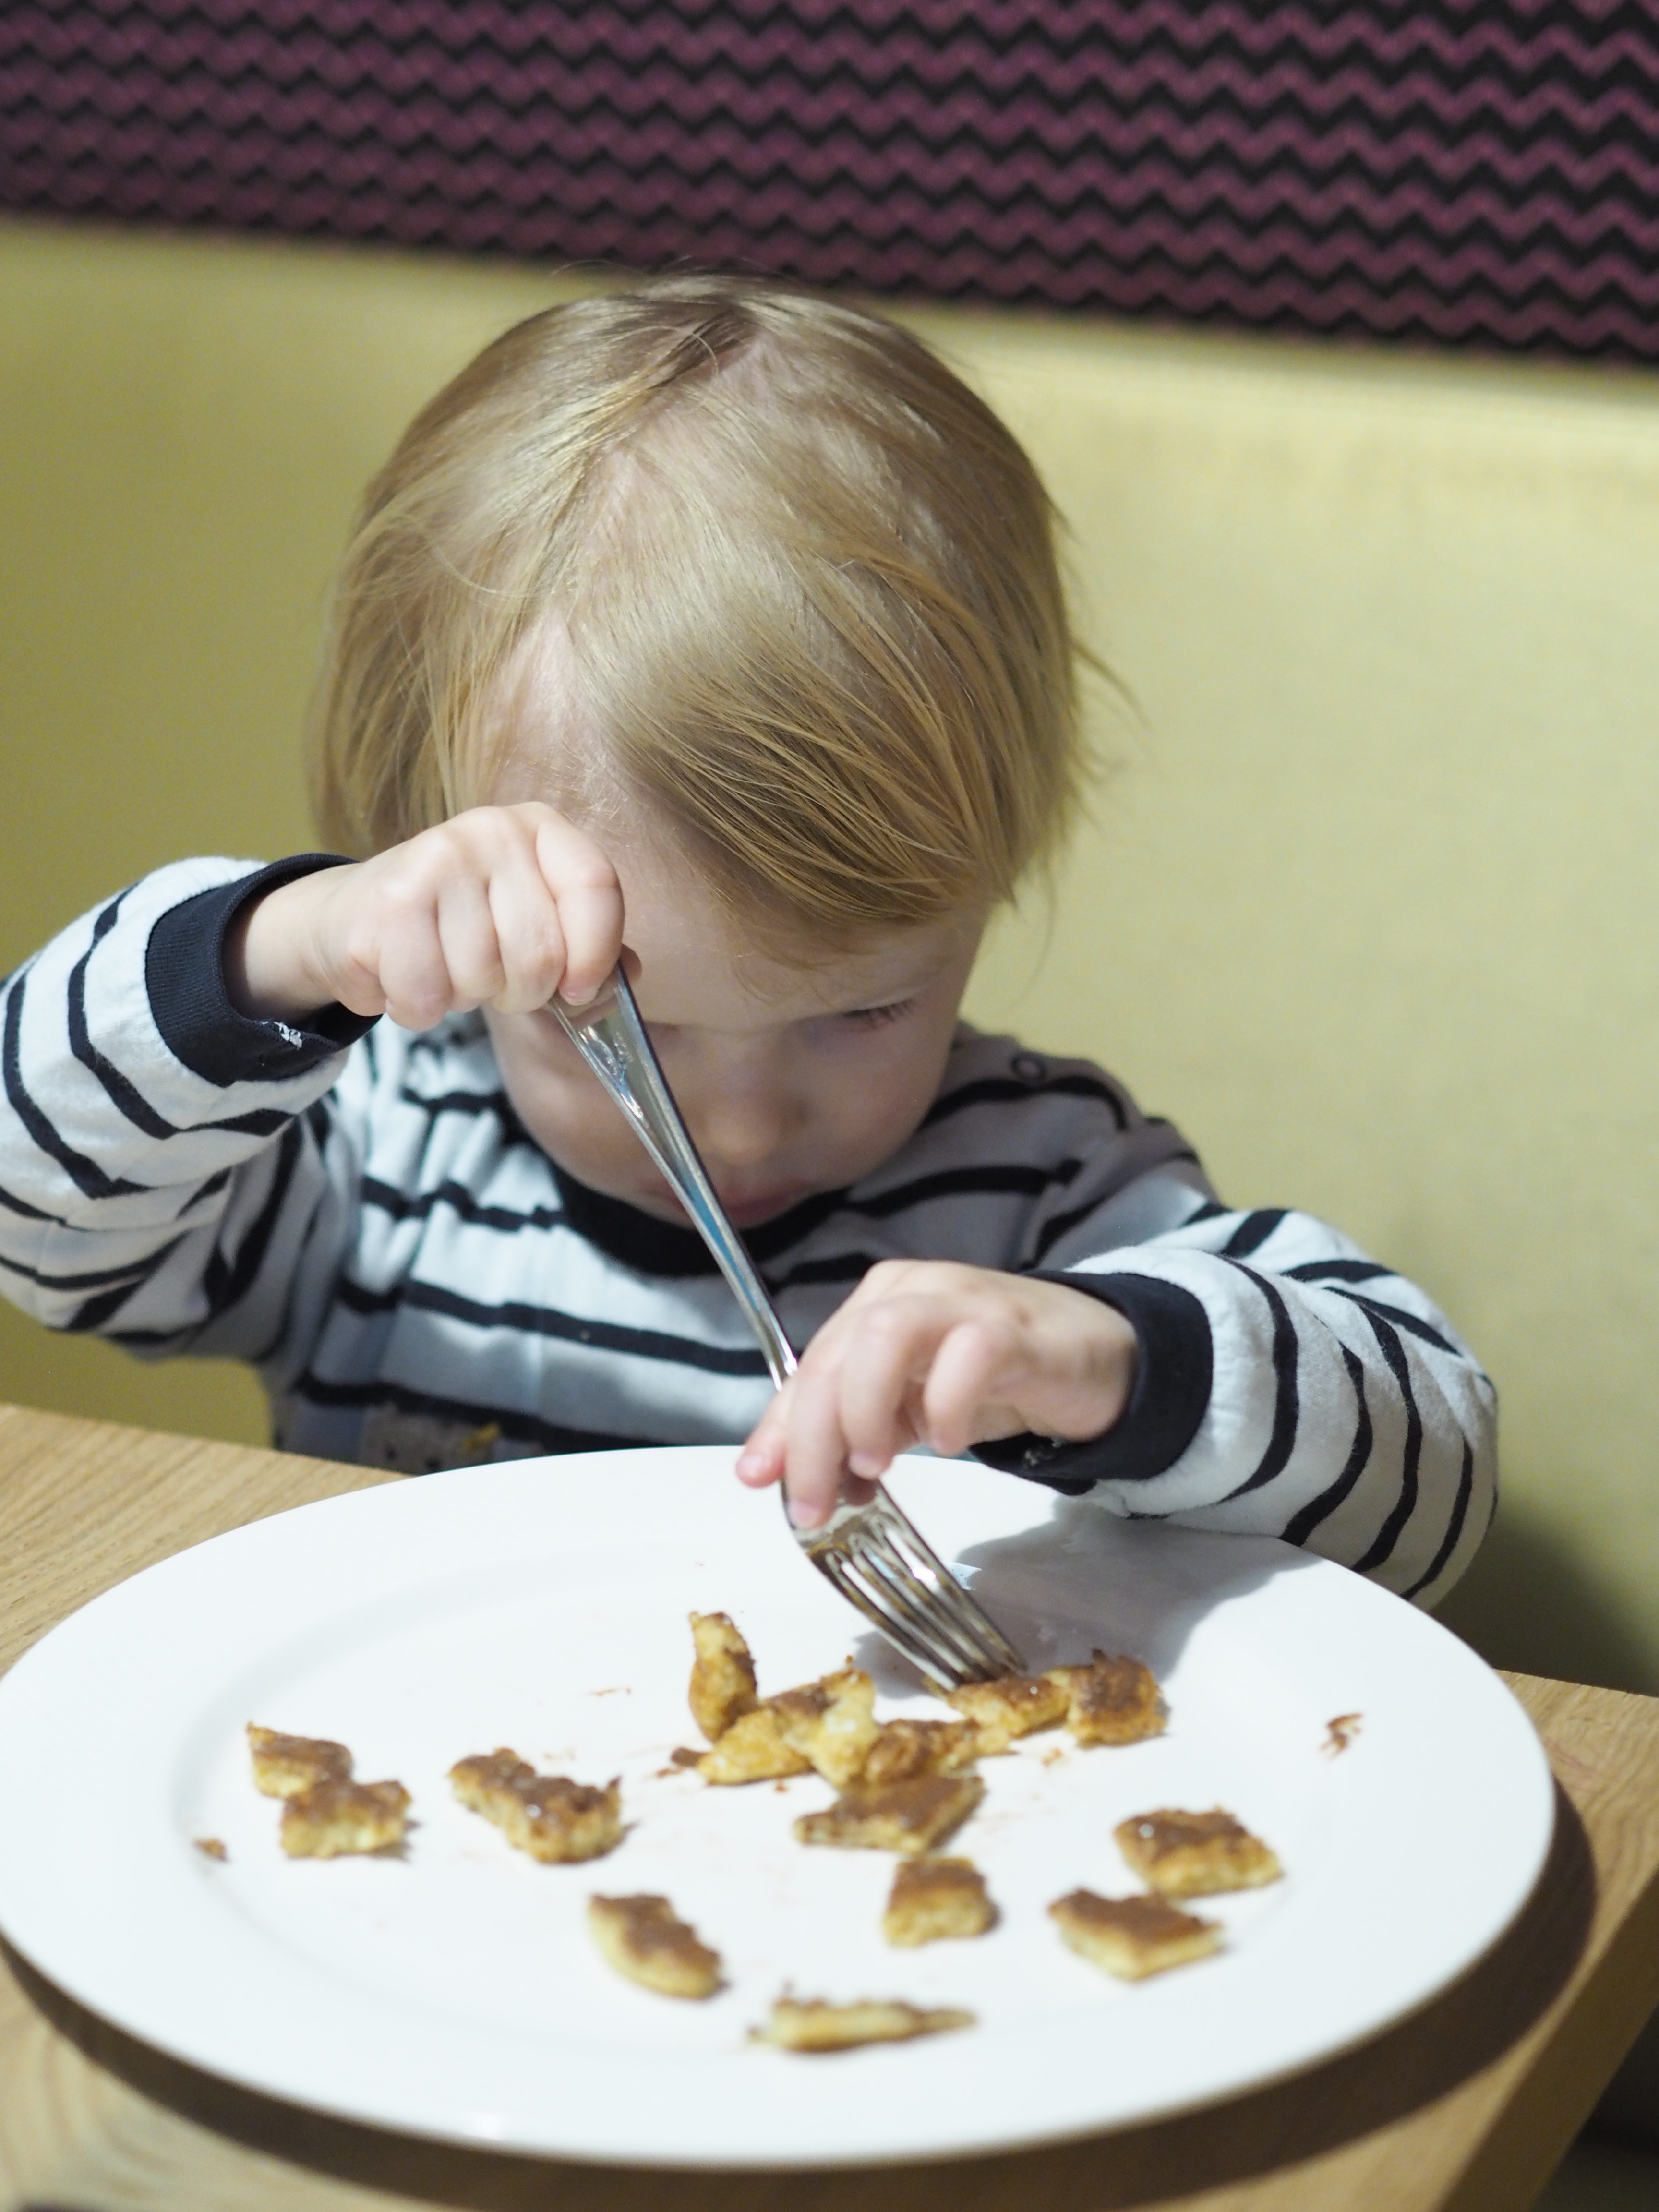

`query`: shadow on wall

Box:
[1436,1499,1659,1700]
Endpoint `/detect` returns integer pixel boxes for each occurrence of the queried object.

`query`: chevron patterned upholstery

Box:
[2,2,1656,360]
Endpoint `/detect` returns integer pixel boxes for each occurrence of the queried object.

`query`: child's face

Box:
[482,830,980,1229]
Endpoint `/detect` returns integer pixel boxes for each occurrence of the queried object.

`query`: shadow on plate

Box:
[849,1497,1313,1697]
[2,1780,1588,2212]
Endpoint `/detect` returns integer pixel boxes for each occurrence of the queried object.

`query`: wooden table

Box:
[2,1402,1658,2212]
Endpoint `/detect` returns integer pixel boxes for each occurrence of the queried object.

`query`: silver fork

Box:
[550,967,1024,1690]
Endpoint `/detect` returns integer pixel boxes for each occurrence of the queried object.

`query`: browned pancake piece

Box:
[1050,1888,1220,1980]
[247,1722,352,1798]
[794,1772,985,1856]
[945,1673,1069,1745]
[696,1705,813,1784]
[772,1668,880,1787]
[449,1749,622,1863]
[883,1857,996,1947]
[588,1894,722,1999]
[279,1778,410,1859]
[861,1718,984,1787]
[1045,1652,1166,1746]
[688,1612,758,1743]
[752,1996,975,2052]
[1115,1807,1282,1896]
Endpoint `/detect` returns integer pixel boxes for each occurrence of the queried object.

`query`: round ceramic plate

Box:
[0,1448,1551,2168]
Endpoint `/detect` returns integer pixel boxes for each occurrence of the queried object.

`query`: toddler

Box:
[0,277,1493,1593]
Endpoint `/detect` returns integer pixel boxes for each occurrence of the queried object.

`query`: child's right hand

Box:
[226,804,625,1027]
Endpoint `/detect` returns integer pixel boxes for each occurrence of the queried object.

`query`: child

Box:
[0,276,1493,1596]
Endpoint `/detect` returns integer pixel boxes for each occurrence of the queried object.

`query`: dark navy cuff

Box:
[973,1272,1213,1496]
[145,855,374,1086]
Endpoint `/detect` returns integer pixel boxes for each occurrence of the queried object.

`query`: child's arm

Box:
[0,854,371,1371]
[739,1208,1495,1608]
[0,807,621,1375]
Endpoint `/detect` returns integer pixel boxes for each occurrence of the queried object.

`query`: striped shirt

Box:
[0,856,1496,1604]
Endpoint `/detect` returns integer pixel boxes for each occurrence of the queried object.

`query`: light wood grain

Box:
[2,1407,1658,2212]
[0,1403,394,1680]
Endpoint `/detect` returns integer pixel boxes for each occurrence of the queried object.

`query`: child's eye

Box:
[841,998,915,1031]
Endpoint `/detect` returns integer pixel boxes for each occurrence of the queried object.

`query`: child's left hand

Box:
[734,1262,1137,1528]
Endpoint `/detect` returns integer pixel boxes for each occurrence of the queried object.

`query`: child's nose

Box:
[687,1052,799,1169]
[695,1083,792,1169]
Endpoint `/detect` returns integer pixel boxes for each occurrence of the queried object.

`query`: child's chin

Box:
[722,1189,809,1228]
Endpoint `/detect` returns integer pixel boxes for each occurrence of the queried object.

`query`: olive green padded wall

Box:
[948,313,1659,1696]
[5,217,1659,1700]
[0,220,575,1449]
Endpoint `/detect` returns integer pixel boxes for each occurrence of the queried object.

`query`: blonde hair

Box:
[310,276,1083,944]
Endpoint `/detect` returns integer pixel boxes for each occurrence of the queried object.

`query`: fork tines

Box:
[802,1489,1023,1691]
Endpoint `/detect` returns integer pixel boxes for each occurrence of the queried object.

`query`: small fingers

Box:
[529,812,625,1005]
[838,1298,944,1479]
[434,871,509,1012]
[483,841,569,1013]
[919,1319,1015,1460]
[778,1357,860,1529]
[369,897,454,1030]
[735,1392,789,1489]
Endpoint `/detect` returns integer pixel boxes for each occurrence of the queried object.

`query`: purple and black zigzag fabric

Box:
[3,2,1658,361]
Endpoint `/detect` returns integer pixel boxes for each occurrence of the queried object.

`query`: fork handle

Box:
[549,970,798,1391]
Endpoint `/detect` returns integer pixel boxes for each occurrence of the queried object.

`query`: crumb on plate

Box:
[861,1717,985,1787]
[772,1667,881,1787]
[588,1893,722,1998]
[688,1612,759,1743]
[279,1778,410,1859]
[246,1722,352,1798]
[1114,1807,1282,1896]
[794,1772,985,1856]
[751,1994,975,2052]
[1045,1652,1166,1746]
[945,1673,1069,1744]
[696,1705,813,1784]
[1322,1712,1363,1757]
[449,1749,622,1863]
[1049,1888,1220,1980]
[882,1856,996,1947]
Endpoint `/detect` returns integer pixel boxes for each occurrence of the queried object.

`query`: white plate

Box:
[0,1448,1551,2168]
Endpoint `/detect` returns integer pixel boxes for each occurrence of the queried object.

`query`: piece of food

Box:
[696,1705,813,1784]
[688,1611,758,1743]
[696,1666,879,1786]
[945,1673,1069,1744]
[247,1722,353,1798]
[1049,1888,1220,1980]
[882,1856,996,1947]
[1114,1807,1282,1897]
[861,1717,985,1787]
[1321,1712,1363,1757]
[449,1748,622,1863]
[588,1894,723,1999]
[193,1836,228,1862]
[794,1772,985,1856]
[752,1995,975,2052]
[279,1778,411,1859]
[1045,1651,1166,1746]
[773,1668,881,1787]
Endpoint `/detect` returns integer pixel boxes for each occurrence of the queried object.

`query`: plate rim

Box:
[0,1447,1555,2168]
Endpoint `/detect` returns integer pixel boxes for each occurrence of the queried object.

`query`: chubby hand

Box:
[734,1260,1138,1529]
[225,804,624,1028]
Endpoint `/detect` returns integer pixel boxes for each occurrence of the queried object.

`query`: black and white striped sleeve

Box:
[986,1199,1496,1608]
[0,857,366,1374]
